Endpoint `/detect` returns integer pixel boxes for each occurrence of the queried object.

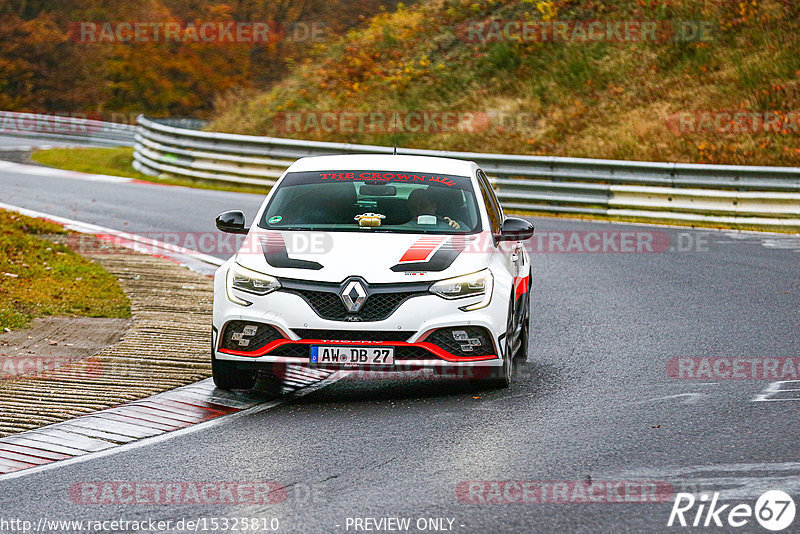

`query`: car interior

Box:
[265,181,479,231]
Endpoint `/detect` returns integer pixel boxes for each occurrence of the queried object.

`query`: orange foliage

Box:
[0,0,398,117]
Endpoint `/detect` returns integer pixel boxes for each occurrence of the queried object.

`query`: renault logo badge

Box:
[341,280,367,313]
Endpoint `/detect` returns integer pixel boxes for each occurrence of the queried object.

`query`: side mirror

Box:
[497,217,534,242]
[215,210,249,234]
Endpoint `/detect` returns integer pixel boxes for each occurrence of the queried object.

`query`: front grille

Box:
[394,346,439,360]
[293,329,412,342]
[426,327,495,357]
[267,344,309,359]
[220,321,282,352]
[286,289,422,321]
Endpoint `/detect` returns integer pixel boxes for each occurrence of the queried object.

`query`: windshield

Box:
[258,170,482,234]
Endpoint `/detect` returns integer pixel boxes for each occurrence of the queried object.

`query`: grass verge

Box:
[210,0,800,167]
[30,147,271,195]
[0,209,131,330]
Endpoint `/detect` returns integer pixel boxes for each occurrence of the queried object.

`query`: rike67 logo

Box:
[668,490,796,531]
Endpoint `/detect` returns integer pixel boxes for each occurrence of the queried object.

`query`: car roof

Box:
[286,154,477,177]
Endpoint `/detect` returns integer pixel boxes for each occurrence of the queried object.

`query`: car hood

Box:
[234,228,492,283]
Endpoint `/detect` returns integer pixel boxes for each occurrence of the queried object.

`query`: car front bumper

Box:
[212,264,510,374]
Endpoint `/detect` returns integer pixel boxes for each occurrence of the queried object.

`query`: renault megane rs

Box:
[212,154,533,389]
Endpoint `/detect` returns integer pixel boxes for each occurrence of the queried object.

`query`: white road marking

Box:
[622,392,706,406]
[0,160,132,183]
[752,380,800,402]
[719,231,800,253]
[0,203,349,480]
[0,372,347,482]
[614,462,800,500]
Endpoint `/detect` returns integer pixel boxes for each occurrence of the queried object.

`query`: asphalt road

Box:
[1,153,799,533]
[0,160,264,249]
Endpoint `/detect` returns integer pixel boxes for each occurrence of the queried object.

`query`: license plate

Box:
[309,346,394,366]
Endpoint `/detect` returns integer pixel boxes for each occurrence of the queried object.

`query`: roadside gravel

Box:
[0,242,214,437]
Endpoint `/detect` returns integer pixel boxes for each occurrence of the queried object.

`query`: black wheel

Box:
[260,362,289,394]
[212,352,257,390]
[515,279,531,361]
[473,300,515,389]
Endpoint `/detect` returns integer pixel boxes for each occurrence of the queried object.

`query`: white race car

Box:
[211,154,533,389]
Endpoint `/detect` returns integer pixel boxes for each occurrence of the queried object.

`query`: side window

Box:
[478,170,505,220]
[477,170,502,234]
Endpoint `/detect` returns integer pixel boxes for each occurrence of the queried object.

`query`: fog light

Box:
[231,324,259,347]
[452,330,482,352]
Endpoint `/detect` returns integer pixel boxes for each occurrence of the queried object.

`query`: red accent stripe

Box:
[0,449,52,465]
[137,398,232,418]
[112,406,194,427]
[219,338,497,363]
[160,396,239,414]
[0,457,39,472]
[130,179,173,187]
[0,444,71,461]
[0,379,268,476]
[127,403,206,424]
[95,412,182,432]
[399,236,446,263]
[514,275,530,301]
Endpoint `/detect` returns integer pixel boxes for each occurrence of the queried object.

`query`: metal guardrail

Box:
[134,115,800,230]
[0,111,136,146]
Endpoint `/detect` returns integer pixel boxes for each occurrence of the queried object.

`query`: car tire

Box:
[515,278,531,361]
[515,317,529,362]
[212,351,257,390]
[473,300,515,389]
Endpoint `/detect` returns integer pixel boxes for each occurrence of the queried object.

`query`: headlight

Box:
[429,269,493,311]
[226,263,281,306]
